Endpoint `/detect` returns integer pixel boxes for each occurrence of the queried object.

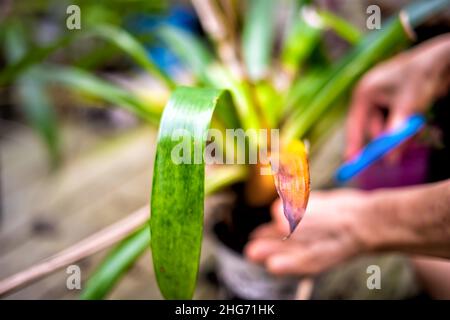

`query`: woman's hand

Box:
[346,34,450,160]
[245,189,375,275]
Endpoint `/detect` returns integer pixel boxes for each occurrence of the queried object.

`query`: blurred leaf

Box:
[284,68,327,115]
[17,71,61,166]
[3,22,61,165]
[317,10,362,44]
[156,25,215,84]
[281,8,322,74]
[73,43,120,70]
[40,66,161,124]
[80,225,151,300]
[0,24,174,89]
[3,21,27,62]
[88,24,175,88]
[242,0,276,80]
[0,34,74,86]
[206,65,261,135]
[281,0,450,142]
[254,81,281,127]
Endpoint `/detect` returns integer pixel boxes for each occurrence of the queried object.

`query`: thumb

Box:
[271,199,290,234]
[384,91,416,164]
[387,85,419,131]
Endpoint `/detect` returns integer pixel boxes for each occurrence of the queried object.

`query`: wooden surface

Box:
[1,121,164,299]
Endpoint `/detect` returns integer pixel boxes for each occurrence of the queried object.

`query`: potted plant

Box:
[3,0,446,300]
[81,0,450,300]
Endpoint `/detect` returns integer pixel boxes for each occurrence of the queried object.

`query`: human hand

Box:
[245,180,450,276]
[346,34,450,160]
[245,189,376,276]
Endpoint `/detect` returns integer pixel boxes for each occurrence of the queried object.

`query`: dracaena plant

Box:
[2,0,447,300]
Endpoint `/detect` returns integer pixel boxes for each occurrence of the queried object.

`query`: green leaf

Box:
[17,71,61,166]
[154,27,248,131]
[0,24,174,88]
[242,0,276,80]
[0,34,74,86]
[150,87,236,299]
[254,81,282,127]
[3,22,61,165]
[80,226,151,300]
[80,165,247,300]
[283,68,327,116]
[88,24,176,88]
[206,65,261,134]
[317,10,362,44]
[281,9,322,73]
[156,25,215,84]
[39,66,161,125]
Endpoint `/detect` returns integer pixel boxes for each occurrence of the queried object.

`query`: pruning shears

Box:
[335,114,426,183]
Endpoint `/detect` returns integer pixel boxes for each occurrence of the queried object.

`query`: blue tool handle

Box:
[335,114,426,183]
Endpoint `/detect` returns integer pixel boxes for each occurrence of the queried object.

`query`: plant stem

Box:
[0,206,149,297]
[191,0,244,79]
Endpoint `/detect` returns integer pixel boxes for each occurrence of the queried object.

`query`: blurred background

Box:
[1,0,449,299]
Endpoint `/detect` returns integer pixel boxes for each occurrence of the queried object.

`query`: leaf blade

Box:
[242,0,276,80]
[39,65,161,124]
[150,87,232,299]
[80,226,151,300]
[80,164,246,300]
[89,24,176,88]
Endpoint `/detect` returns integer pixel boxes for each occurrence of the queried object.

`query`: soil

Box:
[213,183,274,254]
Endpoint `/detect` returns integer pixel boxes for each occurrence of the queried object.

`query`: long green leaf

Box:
[156,25,215,84]
[0,34,74,86]
[88,24,176,88]
[3,22,61,165]
[0,24,174,88]
[150,87,237,299]
[80,226,151,300]
[283,68,326,116]
[281,9,322,74]
[242,0,276,80]
[39,66,161,125]
[17,71,61,166]
[206,65,261,133]
[317,10,362,44]
[81,165,247,300]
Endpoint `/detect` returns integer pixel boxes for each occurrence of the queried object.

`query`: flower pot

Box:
[208,183,299,300]
[212,221,299,300]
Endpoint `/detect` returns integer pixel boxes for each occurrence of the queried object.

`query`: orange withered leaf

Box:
[271,140,310,236]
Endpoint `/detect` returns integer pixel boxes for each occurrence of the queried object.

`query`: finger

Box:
[266,250,319,276]
[368,110,384,139]
[245,238,288,263]
[345,89,374,160]
[250,223,283,239]
[271,199,290,234]
[385,87,417,164]
[266,241,348,276]
[387,84,418,131]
